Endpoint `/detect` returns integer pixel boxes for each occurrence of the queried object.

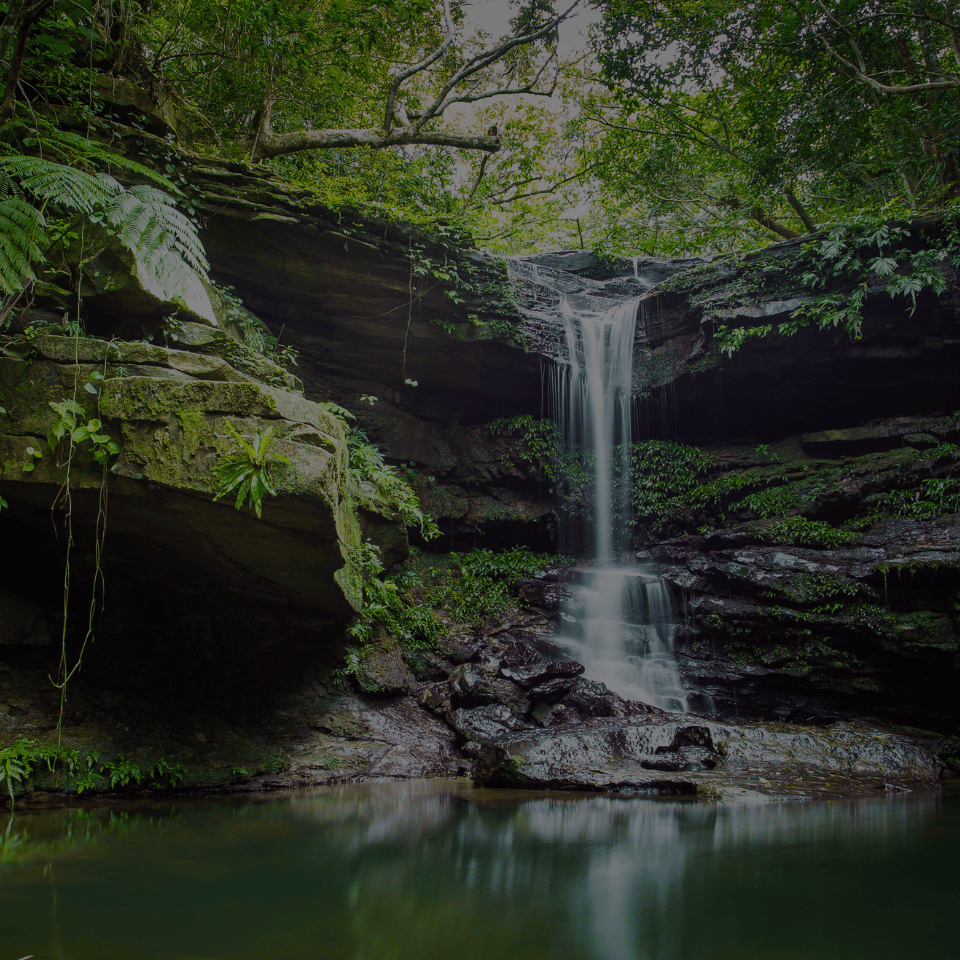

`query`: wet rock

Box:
[499,639,583,686]
[472,716,942,800]
[416,682,451,714]
[448,662,528,710]
[562,678,649,720]
[517,576,568,611]
[646,512,960,728]
[528,676,579,702]
[452,704,529,741]
[354,635,416,696]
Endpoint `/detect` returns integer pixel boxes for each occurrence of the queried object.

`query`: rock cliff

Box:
[1,143,957,804]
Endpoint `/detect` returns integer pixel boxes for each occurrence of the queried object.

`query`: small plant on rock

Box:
[212,422,289,519]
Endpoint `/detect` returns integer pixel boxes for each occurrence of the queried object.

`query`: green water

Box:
[1,781,957,960]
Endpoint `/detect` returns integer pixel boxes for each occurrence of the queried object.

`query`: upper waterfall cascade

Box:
[508,258,710,713]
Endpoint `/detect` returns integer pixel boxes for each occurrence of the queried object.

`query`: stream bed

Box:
[2,780,957,960]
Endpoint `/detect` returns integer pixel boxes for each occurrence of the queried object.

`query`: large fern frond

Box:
[43,130,182,196]
[103,185,208,274]
[0,144,208,301]
[0,156,120,213]
[0,198,46,295]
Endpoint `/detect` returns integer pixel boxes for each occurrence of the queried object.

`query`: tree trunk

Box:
[0,0,58,127]
[750,206,800,240]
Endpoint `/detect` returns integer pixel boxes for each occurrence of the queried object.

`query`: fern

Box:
[0,155,119,212]
[212,422,290,519]
[0,138,208,298]
[0,198,46,293]
[42,129,184,195]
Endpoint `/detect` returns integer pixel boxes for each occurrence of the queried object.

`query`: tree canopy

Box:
[582,0,960,255]
[0,0,959,269]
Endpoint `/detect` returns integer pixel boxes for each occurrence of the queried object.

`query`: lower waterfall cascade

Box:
[508,259,711,713]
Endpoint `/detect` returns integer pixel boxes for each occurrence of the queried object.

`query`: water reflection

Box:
[0,783,956,960]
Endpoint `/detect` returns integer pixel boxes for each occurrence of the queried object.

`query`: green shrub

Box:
[761,517,858,548]
[633,440,712,520]
[346,428,440,539]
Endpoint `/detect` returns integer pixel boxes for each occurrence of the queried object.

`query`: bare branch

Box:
[447,58,559,106]
[383,0,455,133]
[493,164,595,206]
[413,0,582,131]
[250,127,500,161]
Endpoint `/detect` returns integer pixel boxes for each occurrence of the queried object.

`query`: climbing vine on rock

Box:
[320,402,439,540]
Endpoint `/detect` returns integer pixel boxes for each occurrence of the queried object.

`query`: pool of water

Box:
[1,781,957,960]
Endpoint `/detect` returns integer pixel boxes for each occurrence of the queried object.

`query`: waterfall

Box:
[508,259,706,713]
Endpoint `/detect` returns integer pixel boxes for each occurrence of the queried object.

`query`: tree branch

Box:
[750,206,800,240]
[783,186,817,233]
[242,2,581,162]
[461,153,490,210]
[806,0,960,93]
[413,0,581,132]
[251,127,501,161]
[383,0,455,133]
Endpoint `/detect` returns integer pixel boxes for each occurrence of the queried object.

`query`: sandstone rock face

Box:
[654,523,960,728]
[512,222,960,443]
[0,327,363,649]
[625,422,960,730]
[3,149,957,804]
[186,166,542,423]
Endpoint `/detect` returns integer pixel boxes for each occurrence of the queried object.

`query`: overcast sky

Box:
[463,0,599,57]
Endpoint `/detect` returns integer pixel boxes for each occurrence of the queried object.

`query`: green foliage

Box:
[0,127,208,297]
[789,218,957,339]
[211,422,289,519]
[589,1,960,256]
[736,485,799,520]
[0,197,46,292]
[343,541,444,662]
[487,414,559,476]
[316,403,438,539]
[865,477,960,522]
[0,739,188,806]
[713,216,959,355]
[346,427,440,540]
[341,545,566,676]
[47,398,121,466]
[632,441,712,521]
[424,547,566,626]
[761,517,858,549]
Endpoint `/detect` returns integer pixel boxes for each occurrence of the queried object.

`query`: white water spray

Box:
[505,257,706,711]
